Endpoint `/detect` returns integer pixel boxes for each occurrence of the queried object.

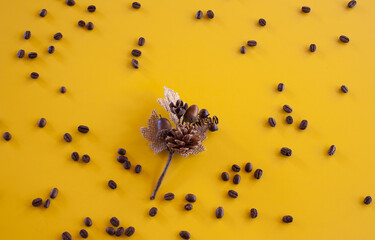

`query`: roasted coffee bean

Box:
[84,217,92,227]
[281,147,292,156]
[87,5,96,12]
[286,116,293,124]
[216,206,224,218]
[339,35,349,43]
[24,31,31,39]
[232,164,241,172]
[132,2,141,9]
[71,152,79,161]
[117,155,128,163]
[364,196,372,205]
[135,164,142,173]
[138,37,145,46]
[87,22,94,30]
[268,117,276,127]
[50,188,59,199]
[108,180,117,189]
[82,154,90,163]
[299,120,308,130]
[48,46,55,54]
[184,203,193,211]
[78,20,86,27]
[228,190,238,198]
[221,172,229,181]
[106,227,115,235]
[60,86,67,93]
[310,44,316,52]
[63,133,72,142]
[66,0,75,6]
[125,226,135,237]
[233,174,241,184]
[123,160,131,169]
[54,32,63,40]
[62,232,72,240]
[118,148,126,155]
[131,49,142,57]
[149,207,158,216]
[278,83,285,92]
[78,125,89,133]
[283,215,293,223]
[32,198,43,207]
[179,231,190,239]
[196,10,203,19]
[341,85,349,93]
[207,10,214,19]
[116,227,124,236]
[131,59,139,69]
[245,162,253,172]
[44,199,51,208]
[110,217,120,227]
[28,52,38,59]
[348,0,357,8]
[247,40,257,47]
[3,132,12,141]
[164,192,175,200]
[301,6,311,13]
[254,169,263,179]
[258,18,266,26]
[328,145,336,156]
[17,49,25,58]
[240,46,246,54]
[80,229,88,238]
[185,194,196,203]
[283,105,293,113]
[250,208,258,218]
[38,118,47,128]
[39,9,47,17]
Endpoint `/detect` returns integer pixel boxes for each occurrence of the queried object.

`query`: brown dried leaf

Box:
[140,109,167,154]
[157,87,180,126]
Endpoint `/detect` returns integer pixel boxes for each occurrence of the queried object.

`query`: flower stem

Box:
[150,150,174,200]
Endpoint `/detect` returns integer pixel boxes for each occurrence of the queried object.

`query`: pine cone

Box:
[165,124,202,155]
[169,100,188,119]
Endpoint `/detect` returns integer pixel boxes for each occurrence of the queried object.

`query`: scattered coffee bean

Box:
[258,18,266,26]
[44,199,51,208]
[62,232,72,240]
[221,172,229,181]
[196,10,203,19]
[131,49,142,57]
[216,206,224,218]
[106,227,115,235]
[250,208,258,218]
[185,194,196,203]
[299,120,308,130]
[63,133,72,142]
[84,217,92,227]
[179,231,190,239]
[66,0,75,6]
[60,86,67,93]
[328,145,336,156]
[32,198,43,207]
[50,188,59,199]
[117,155,128,163]
[87,5,96,12]
[232,164,241,172]
[87,22,94,30]
[149,207,158,216]
[71,152,79,161]
[268,117,276,127]
[108,180,117,189]
[364,196,372,205]
[124,160,131,169]
[3,132,12,141]
[82,154,90,163]
[110,217,120,227]
[240,46,246,54]
[132,2,141,9]
[28,52,38,59]
[245,162,253,172]
[310,44,316,52]
[17,49,25,58]
[48,46,55,54]
[78,20,86,27]
[118,148,126,155]
[228,190,238,198]
[286,116,293,124]
[233,174,241,184]
[125,226,135,237]
[283,215,293,223]
[281,147,292,156]
[39,9,47,17]
[80,229,88,238]
[278,83,285,92]
[348,0,357,8]
[247,40,257,47]
[135,164,142,173]
[207,10,214,19]
[24,31,31,40]
[38,118,47,128]
[339,35,349,43]
[341,85,349,93]
[78,125,89,133]
[283,105,293,113]
[301,6,311,13]
[131,59,139,69]
[164,192,175,200]
[254,169,263,179]
[138,37,146,46]
[116,227,124,236]
[184,203,193,211]
[54,32,63,40]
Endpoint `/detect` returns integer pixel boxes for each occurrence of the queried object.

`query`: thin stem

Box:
[150,151,174,200]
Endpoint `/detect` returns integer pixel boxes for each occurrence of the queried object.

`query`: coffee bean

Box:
[108,180,117,189]
[196,10,203,19]
[339,35,349,43]
[301,6,311,13]
[106,227,115,235]
[216,206,224,218]
[44,199,51,208]
[116,227,124,236]
[286,116,293,124]
[348,0,357,8]
[131,59,139,69]
[184,203,193,211]
[299,120,308,130]
[117,155,128,163]
[341,85,349,93]
[38,118,47,128]
[221,172,229,181]
[82,154,90,163]
[63,133,72,142]
[71,152,79,161]
[247,40,257,47]
[254,169,263,179]
[132,2,141,9]
[232,164,241,172]
[138,37,146,46]
[207,10,214,19]
[149,207,158,216]
[283,105,293,113]
[123,160,131,169]
[87,22,94,30]
[185,194,196,203]
[268,117,276,127]
[60,86,67,93]
[364,196,372,205]
[32,198,43,207]
[24,31,31,40]
[66,0,75,6]
[3,132,12,141]
[179,231,190,239]
[278,83,285,92]
[228,190,238,198]
[240,46,246,54]
[87,5,96,12]
[310,44,316,52]
[233,174,241,184]
[250,208,258,218]
[39,9,47,17]
[48,46,55,54]
[110,217,120,227]
[28,52,38,59]
[80,229,88,238]
[328,145,336,156]
[54,32,63,40]
[135,164,142,173]
[116,148,126,156]
[17,49,25,58]
[62,232,72,240]
[78,20,86,27]
[164,192,175,200]
[131,49,142,57]
[50,188,59,199]
[78,125,89,133]
[125,226,135,237]
[283,215,293,223]
[258,18,266,26]
[245,162,253,172]
[281,147,292,156]
[84,217,92,227]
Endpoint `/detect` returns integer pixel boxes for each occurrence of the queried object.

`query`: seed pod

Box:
[183,105,199,124]
[156,117,172,140]
[199,109,209,118]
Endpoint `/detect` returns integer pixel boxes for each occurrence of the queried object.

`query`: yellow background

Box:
[0,0,374,239]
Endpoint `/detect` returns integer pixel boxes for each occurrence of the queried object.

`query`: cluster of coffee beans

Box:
[195,10,214,19]
[116,148,142,173]
[105,217,135,237]
[77,5,96,30]
[62,217,92,239]
[131,37,145,69]
[32,188,58,209]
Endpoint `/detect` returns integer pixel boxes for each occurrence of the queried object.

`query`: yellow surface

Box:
[0,0,375,239]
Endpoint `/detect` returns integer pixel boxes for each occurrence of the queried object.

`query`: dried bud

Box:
[183,105,199,124]
[209,123,218,132]
[170,100,188,119]
[156,117,172,140]
[199,109,209,119]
